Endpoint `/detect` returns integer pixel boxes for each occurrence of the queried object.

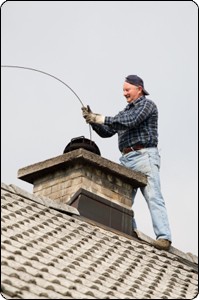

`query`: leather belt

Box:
[122,145,145,154]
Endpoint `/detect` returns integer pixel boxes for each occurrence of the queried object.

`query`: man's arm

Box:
[82,106,116,137]
[91,123,117,138]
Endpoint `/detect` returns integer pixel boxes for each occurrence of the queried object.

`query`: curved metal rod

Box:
[1,64,92,140]
[1,64,85,106]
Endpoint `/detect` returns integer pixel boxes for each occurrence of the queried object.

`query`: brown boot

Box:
[153,239,171,251]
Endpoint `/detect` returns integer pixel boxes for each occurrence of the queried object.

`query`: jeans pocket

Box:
[122,151,151,175]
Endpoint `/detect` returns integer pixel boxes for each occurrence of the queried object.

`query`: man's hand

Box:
[82,105,92,114]
[81,105,105,124]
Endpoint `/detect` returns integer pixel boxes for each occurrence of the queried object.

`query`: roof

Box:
[1,182,198,299]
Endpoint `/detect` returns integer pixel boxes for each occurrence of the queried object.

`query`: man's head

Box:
[123,75,149,103]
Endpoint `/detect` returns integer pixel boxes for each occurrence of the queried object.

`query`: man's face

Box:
[123,82,142,103]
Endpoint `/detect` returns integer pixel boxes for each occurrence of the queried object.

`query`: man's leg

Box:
[140,148,172,250]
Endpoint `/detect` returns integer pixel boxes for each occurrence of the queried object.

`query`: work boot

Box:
[153,239,171,251]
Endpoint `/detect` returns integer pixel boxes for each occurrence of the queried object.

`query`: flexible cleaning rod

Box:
[1,64,92,139]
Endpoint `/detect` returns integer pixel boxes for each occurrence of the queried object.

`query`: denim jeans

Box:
[120,147,172,242]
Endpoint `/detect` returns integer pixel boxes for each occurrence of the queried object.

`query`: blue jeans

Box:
[120,147,172,242]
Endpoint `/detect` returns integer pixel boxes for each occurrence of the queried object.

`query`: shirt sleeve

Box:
[104,99,156,130]
[91,123,117,138]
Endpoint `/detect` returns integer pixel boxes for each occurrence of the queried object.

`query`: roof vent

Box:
[63,136,101,156]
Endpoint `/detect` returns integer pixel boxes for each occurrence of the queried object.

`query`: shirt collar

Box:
[126,95,145,109]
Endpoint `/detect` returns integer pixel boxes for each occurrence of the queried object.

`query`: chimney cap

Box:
[63,136,101,156]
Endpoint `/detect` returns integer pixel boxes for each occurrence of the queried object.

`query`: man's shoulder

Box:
[135,96,156,106]
[144,97,157,107]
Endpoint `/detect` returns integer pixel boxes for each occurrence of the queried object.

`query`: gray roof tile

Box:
[1,183,198,299]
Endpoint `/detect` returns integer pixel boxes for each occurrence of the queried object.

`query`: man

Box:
[82,75,172,251]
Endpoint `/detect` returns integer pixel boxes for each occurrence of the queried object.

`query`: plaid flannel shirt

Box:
[91,96,158,152]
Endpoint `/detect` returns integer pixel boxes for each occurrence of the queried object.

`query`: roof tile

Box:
[1,183,198,299]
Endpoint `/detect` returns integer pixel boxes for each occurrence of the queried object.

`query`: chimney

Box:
[18,137,147,236]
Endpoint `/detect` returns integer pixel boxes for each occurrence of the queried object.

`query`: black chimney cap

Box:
[63,136,101,156]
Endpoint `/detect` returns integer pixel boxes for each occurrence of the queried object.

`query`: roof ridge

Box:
[135,230,198,266]
[1,182,79,216]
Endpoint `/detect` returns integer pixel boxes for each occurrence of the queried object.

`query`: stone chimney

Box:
[18,142,147,236]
